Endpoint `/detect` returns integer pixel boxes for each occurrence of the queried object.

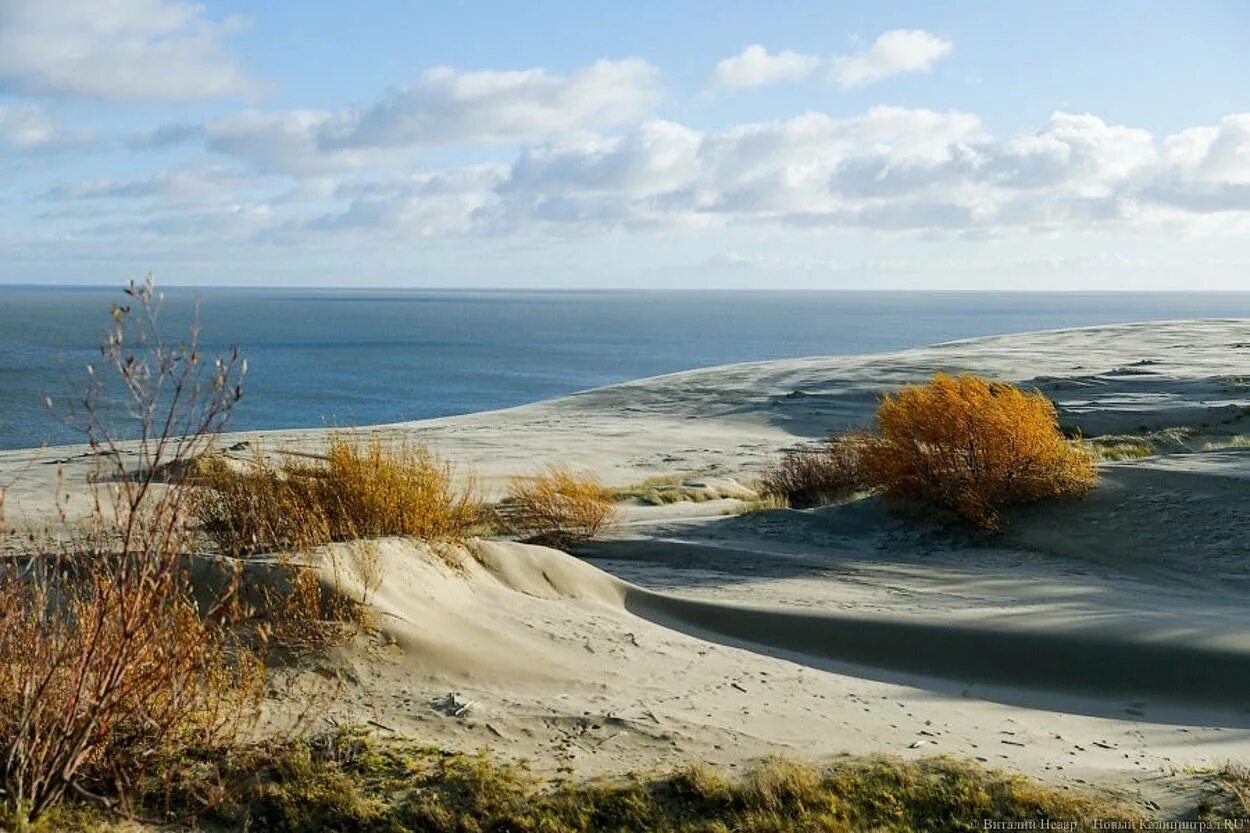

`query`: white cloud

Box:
[263,165,508,242]
[30,104,1250,248]
[339,59,661,148]
[0,0,252,101]
[45,166,264,206]
[383,108,1250,237]
[194,59,662,175]
[0,104,58,148]
[831,29,953,87]
[0,104,91,152]
[711,45,821,90]
[205,110,377,176]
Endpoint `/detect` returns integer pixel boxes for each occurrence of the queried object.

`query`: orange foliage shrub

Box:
[501,466,619,546]
[859,374,1096,529]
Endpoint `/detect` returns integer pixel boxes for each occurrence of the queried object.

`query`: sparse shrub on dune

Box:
[761,433,870,508]
[193,435,482,557]
[0,279,262,827]
[500,465,618,546]
[858,373,1097,529]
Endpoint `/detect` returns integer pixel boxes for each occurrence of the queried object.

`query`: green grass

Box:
[47,727,1148,832]
[612,470,723,506]
[1084,436,1154,461]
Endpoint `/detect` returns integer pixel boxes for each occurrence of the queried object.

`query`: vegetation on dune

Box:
[193,435,483,557]
[613,472,715,506]
[498,465,618,546]
[1084,436,1154,461]
[761,374,1097,529]
[31,727,1143,833]
[0,286,1235,831]
[0,279,263,828]
[761,434,870,509]
[1198,763,1250,823]
[861,373,1097,529]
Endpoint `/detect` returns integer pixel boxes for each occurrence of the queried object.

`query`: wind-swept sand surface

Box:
[6,319,1250,814]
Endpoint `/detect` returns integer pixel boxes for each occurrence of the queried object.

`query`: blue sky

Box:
[1,0,1248,288]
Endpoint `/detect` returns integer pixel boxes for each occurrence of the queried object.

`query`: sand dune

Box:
[6,319,1250,814]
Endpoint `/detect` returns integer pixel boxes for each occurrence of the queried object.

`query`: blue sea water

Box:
[2,286,1250,451]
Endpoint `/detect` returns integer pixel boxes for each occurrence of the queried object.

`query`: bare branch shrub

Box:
[0,278,260,826]
[499,466,618,547]
[760,433,869,508]
[858,373,1097,529]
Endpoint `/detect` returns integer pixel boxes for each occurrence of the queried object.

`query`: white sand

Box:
[6,318,1250,814]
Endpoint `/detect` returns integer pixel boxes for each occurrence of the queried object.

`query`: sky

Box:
[1,0,1249,289]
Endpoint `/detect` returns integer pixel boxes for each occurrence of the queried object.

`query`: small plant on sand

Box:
[0,279,262,827]
[761,433,870,508]
[499,465,618,546]
[858,373,1096,529]
[193,435,481,557]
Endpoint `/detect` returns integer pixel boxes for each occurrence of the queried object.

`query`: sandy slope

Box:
[6,319,1250,814]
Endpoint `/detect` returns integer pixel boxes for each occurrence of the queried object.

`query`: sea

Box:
[3,286,1250,451]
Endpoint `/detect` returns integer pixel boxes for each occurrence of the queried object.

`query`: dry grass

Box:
[193,435,482,557]
[499,465,618,546]
[859,374,1097,529]
[1199,763,1250,823]
[65,727,1139,832]
[761,434,870,508]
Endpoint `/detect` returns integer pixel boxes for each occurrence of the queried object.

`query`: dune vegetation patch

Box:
[39,727,1144,833]
[498,465,619,546]
[762,374,1097,529]
[761,434,870,509]
[1198,763,1250,823]
[0,280,265,829]
[860,374,1097,529]
[613,471,720,505]
[193,435,483,557]
[1084,436,1154,461]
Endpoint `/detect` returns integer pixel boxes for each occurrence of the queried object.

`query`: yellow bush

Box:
[859,373,1096,529]
[501,466,618,546]
[318,437,481,542]
[195,435,481,556]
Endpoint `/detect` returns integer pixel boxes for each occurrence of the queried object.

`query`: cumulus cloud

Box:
[831,29,953,87]
[712,30,952,92]
[340,59,660,148]
[711,45,822,90]
[188,59,661,175]
[33,102,1250,247]
[0,0,252,101]
[287,108,1250,239]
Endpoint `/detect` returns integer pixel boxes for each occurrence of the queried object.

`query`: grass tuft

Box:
[194,434,482,557]
[498,465,619,547]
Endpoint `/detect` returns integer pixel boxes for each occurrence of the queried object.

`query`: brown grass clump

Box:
[499,465,618,546]
[194,435,481,557]
[761,433,869,508]
[859,373,1096,529]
